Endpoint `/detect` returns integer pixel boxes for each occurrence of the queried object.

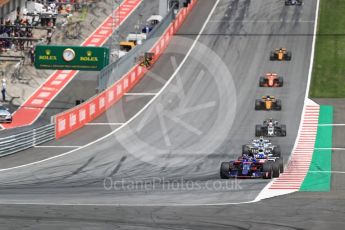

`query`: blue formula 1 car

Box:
[220,155,280,179]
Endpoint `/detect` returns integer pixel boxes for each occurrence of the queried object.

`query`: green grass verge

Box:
[310,0,345,98]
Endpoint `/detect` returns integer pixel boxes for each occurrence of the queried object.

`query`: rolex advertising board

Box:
[34,45,110,71]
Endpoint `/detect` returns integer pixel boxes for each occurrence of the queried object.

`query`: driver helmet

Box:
[242,154,249,161]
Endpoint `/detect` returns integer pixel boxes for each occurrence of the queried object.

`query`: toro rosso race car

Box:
[259,73,283,87]
[220,155,281,179]
[242,137,284,172]
[285,0,303,6]
[255,95,282,111]
[255,118,287,137]
[270,48,291,61]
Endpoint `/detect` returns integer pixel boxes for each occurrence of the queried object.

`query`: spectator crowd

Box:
[0,0,90,52]
[0,14,34,51]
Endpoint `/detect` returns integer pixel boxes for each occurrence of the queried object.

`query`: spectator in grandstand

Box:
[26,28,33,47]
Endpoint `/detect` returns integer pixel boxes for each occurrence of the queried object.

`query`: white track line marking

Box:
[124,93,157,96]
[209,20,314,23]
[0,0,219,173]
[255,0,321,202]
[315,148,345,151]
[305,0,321,102]
[309,171,345,174]
[35,146,81,148]
[0,200,259,207]
[318,124,345,126]
[86,123,124,126]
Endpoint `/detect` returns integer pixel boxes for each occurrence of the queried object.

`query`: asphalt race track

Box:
[1,191,344,229]
[0,0,324,228]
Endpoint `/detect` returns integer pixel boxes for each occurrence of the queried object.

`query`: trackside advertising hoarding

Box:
[55,0,197,139]
[35,45,109,71]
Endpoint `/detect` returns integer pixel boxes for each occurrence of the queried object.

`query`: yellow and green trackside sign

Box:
[34,45,109,71]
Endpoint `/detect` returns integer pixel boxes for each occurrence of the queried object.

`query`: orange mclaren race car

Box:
[259,73,283,87]
[270,48,291,61]
[255,95,282,111]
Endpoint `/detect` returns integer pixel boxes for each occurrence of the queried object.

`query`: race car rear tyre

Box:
[272,162,280,178]
[275,99,282,110]
[273,146,281,157]
[262,162,273,179]
[255,125,262,137]
[242,145,250,156]
[220,162,230,179]
[286,52,292,60]
[259,77,265,87]
[255,100,262,110]
[278,157,284,173]
[269,52,275,60]
[281,125,287,136]
[278,77,284,87]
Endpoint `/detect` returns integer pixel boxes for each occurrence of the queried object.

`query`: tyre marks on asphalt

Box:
[109,156,127,176]
[0,94,153,170]
[0,146,78,170]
